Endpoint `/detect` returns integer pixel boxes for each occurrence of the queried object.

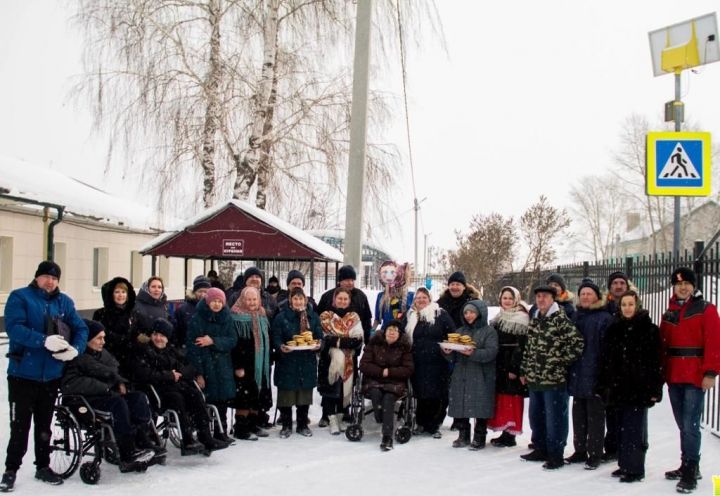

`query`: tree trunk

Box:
[200,0,223,208]
[234,0,280,204]
[255,67,279,209]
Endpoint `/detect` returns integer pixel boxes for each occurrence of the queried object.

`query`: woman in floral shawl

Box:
[317,287,364,435]
[487,286,530,447]
[230,287,272,441]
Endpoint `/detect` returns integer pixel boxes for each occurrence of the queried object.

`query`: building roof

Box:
[0,155,165,231]
[140,200,344,262]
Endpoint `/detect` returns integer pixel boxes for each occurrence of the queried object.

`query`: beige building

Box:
[0,156,201,321]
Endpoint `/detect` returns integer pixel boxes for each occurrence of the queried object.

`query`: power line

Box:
[395,0,418,202]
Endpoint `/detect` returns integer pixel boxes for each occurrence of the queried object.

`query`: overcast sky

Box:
[2,1,720,267]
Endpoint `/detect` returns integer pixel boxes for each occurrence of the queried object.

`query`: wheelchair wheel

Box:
[49,407,83,479]
[166,411,183,449]
[79,462,101,485]
[395,426,411,444]
[345,424,363,442]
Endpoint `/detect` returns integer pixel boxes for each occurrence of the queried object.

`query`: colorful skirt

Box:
[487,393,524,434]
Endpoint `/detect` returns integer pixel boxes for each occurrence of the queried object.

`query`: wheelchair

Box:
[48,394,133,485]
[344,372,416,444]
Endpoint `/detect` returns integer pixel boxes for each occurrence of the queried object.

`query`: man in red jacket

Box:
[660,267,720,494]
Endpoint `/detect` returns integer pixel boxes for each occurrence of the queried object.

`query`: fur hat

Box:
[382,319,404,334]
[533,284,557,297]
[448,271,467,286]
[607,271,629,290]
[205,287,227,305]
[84,319,105,341]
[243,266,263,282]
[337,265,357,282]
[151,318,174,338]
[192,275,211,292]
[286,269,305,287]
[577,278,601,300]
[546,273,566,292]
[35,260,61,279]
[671,267,696,287]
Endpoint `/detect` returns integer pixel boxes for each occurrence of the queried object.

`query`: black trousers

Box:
[415,398,445,434]
[368,389,398,437]
[4,376,60,472]
[160,383,211,441]
[617,406,648,476]
[572,397,605,459]
[88,391,152,438]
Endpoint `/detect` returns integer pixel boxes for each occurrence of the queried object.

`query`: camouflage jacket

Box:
[520,303,584,390]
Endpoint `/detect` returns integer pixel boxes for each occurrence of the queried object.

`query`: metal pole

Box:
[673,71,682,257]
[414,197,419,272]
[423,233,430,277]
[342,0,373,269]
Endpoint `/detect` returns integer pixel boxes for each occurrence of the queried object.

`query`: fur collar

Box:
[438,283,481,302]
[575,294,608,311]
[405,302,441,344]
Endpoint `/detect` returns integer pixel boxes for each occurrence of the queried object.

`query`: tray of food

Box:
[439,333,476,352]
[285,330,320,351]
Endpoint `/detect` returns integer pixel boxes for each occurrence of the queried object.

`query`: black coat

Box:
[129,342,197,394]
[174,297,199,349]
[492,314,529,397]
[403,306,454,400]
[92,277,136,374]
[131,288,171,337]
[62,348,126,398]
[568,302,613,398]
[436,285,481,329]
[317,287,373,341]
[596,310,663,408]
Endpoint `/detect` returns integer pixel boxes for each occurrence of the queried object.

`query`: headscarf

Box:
[231,286,270,389]
[491,286,529,335]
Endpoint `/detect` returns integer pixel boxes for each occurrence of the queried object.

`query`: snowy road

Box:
[0,352,718,495]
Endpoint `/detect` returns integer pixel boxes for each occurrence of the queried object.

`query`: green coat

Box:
[186,300,237,402]
[271,306,323,391]
[520,303,584,390]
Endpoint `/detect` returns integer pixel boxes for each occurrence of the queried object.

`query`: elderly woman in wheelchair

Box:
[129,318,229,455]
[60,320,161,474]
[358,319,414,451]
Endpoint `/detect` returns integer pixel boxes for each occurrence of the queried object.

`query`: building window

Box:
[0,237,13,292]
[92,247,109,288]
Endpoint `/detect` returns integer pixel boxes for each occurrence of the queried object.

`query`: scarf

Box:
[404,301,440,344]
[231,288,270,389]
[319,309,363,407]
[491,286,530,335]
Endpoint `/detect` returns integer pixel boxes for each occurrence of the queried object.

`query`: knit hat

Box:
[607,271,629,290]
[35,260,61,279]
[337,265,357,282]
[286,269,305,287]
[577,278,601,300]
[546,273,566,292]
[205,287,227,305]
[268,276,279,285]
[151,318,174,338]
[192,275,212,292]
[448,271,467,286]
[462,302,480,315]
[382,319,404,334]
[84,319,105,341]
[671,267,696,287]
[243,266,263,282]
[533,284,557,297]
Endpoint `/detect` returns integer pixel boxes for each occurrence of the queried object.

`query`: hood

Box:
[575,293,607,312]
[100,277,136,310]
[462,299,488,328]
[137,285,167,305]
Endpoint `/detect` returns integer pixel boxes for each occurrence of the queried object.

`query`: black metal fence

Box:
[500,241,720,437]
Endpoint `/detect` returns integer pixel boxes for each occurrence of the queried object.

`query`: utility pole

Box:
[413,197,426,275]
[672,71,682,256]
[343,0,373,270]
[423,233,431,277]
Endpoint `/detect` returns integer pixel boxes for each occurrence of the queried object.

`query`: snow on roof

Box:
[0,155,166,231]
[140,200,345,262]
[310,228,396,260]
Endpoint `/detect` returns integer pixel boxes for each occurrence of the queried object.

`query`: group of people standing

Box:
[1,261,718,494]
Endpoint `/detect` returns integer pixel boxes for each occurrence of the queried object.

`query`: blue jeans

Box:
[529,387,569,460]
[668,384,705,463]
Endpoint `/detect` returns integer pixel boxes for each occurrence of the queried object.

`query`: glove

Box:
[44,334,68,352]
[53,346,78,362]
[136,333,150,344]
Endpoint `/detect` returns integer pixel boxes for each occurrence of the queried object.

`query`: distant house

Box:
[0,156,196,319]
[613,200,720,258]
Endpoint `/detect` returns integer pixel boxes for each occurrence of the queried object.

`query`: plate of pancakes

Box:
[285,330,320,350]
[439,333,476,352]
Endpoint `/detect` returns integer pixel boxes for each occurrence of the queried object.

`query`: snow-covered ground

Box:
[1,353,719,495]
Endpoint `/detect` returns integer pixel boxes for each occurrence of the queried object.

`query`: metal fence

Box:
[500,241,720,437]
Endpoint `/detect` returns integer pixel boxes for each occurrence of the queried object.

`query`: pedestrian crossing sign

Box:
[647,131,711,196]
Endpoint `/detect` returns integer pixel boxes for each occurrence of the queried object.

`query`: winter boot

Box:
[543,457,565,471]
[564,451,588,464]
[279,407,293,439]
[296,405,313,437]
[329,414,341,436]
[520,449,547,462]
[380,435,394,451]
[452,423,471,448]
[214,421,235,445]
[248,413,269,438]
[318,416,330,428]
[676,461,699,493]
[666,463,702,480]
[136,425,167,456]
[34,467,63,486]
[0,471,16,492]
[117,435,154,473]
[469,420,487,451]
[491,431,517,447]
[197,425,227,452]
[258,410,274,429]
[181,439,206,456]
[233,416,258,441]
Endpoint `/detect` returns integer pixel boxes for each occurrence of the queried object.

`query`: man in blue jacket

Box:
[0,261,88,492]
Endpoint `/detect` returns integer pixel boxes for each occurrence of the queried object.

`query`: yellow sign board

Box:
[646,131,712,196]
